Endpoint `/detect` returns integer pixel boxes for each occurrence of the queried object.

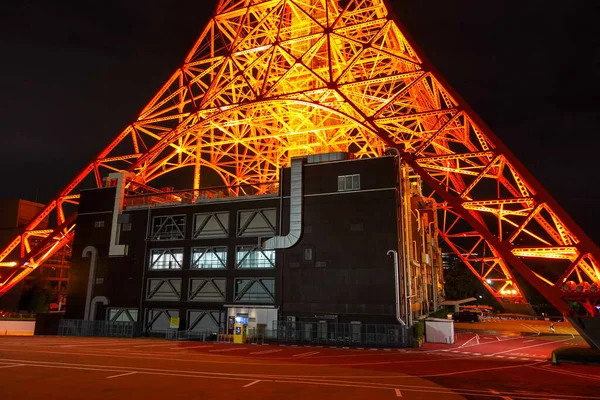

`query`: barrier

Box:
[0,320,35,336]
[58,319,136,338]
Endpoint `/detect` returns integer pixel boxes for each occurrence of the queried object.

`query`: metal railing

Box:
[124,183,279,209]
[271,321,412,348]
[144,328,218,341]
[58,319,137,338]
[0,312,36,320]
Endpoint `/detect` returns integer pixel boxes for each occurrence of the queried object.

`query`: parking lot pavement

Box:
[1,336,599,399]
[454,319,579,336]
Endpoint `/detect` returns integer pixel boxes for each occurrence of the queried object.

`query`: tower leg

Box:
[567,316,600,350]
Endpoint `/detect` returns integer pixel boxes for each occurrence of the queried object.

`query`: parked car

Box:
[452,311,481,323]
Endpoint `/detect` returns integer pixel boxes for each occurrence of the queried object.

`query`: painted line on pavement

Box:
[535,365,600,381]
[106,371,137,379]
[0,364,23,369]
[243,380,261,388]
[395,388,403,397]
[61,342,138,348]
[292,351,320,358]
[209,347,246,353]
[250,349,282,355]
[170,345,214,350]
[491,337,573,356]
[133,343,177,348]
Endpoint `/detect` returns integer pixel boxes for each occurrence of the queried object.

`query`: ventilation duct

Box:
[263,158,304,249]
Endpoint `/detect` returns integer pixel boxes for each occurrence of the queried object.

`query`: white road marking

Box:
[491,337,573,356]
[536,365,600,381]
[243,380,261,388]
[523,340,535,343]
[292,351,320,358]
[0,364,23,369]
[0,356,568,399]
[209,347,246,353]
[133,343,176,348]
[458,336,477,348]
[395,388,403,397]
[171,345,214,350]
[489,388,513,400]
[250,349,282,355]
[520,324,540,334]
[106,371,137,379]
[61,342,137,348]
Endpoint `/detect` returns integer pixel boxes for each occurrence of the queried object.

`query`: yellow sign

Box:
[169,317,180,329]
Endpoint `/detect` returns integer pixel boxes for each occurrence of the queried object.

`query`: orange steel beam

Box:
[0,0,598,316]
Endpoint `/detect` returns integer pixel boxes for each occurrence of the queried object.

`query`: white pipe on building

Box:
[82,246,98,321]
[263,158,304,249]
[387,250,406,326]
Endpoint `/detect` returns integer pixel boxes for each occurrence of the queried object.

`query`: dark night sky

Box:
[1,1,599,241]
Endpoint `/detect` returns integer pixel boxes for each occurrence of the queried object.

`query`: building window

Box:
[193,212,229,239]
[303,247,313,262]
[107,308,138,322]
[237,209,277,237]
[149,248,184,270]
[236,246,275,269]
[234,278,275,303]
[188,278,226,302]
[337,174,360,191]
[191,247,227,269]
[150,215,185,240]
[146,278,181,301]
[94,221,105,228]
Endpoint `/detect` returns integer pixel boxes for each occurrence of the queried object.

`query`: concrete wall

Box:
[0,320,35,336]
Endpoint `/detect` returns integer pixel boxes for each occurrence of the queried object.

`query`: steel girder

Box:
[1,0,599,317]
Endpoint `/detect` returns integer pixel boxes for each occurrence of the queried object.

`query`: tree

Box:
[18,280,50,313]
[443,265,499,309]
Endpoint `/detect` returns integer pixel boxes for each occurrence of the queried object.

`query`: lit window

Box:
[150,215,185,240]
[337,174,360,191]
[149,248,184,270]
[107,308,138,322]
[236,246,275,269]
[191,247,227,269]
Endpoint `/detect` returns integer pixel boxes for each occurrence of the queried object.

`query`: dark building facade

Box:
[67,154,440,335]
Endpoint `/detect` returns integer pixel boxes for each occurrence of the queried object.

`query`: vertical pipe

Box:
[387,250,405,325]
[82,246,98,321]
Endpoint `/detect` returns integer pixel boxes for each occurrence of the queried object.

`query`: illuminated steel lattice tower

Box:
[1,0,600,320]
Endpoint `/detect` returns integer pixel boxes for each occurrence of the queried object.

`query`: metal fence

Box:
[58,319,137,338]
[145,328,217,341]
[271,321,412,348]
[0,312,36,320]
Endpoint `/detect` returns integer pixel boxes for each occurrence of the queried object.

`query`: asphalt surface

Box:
[0,334,597,400]
[454,319,579,336]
